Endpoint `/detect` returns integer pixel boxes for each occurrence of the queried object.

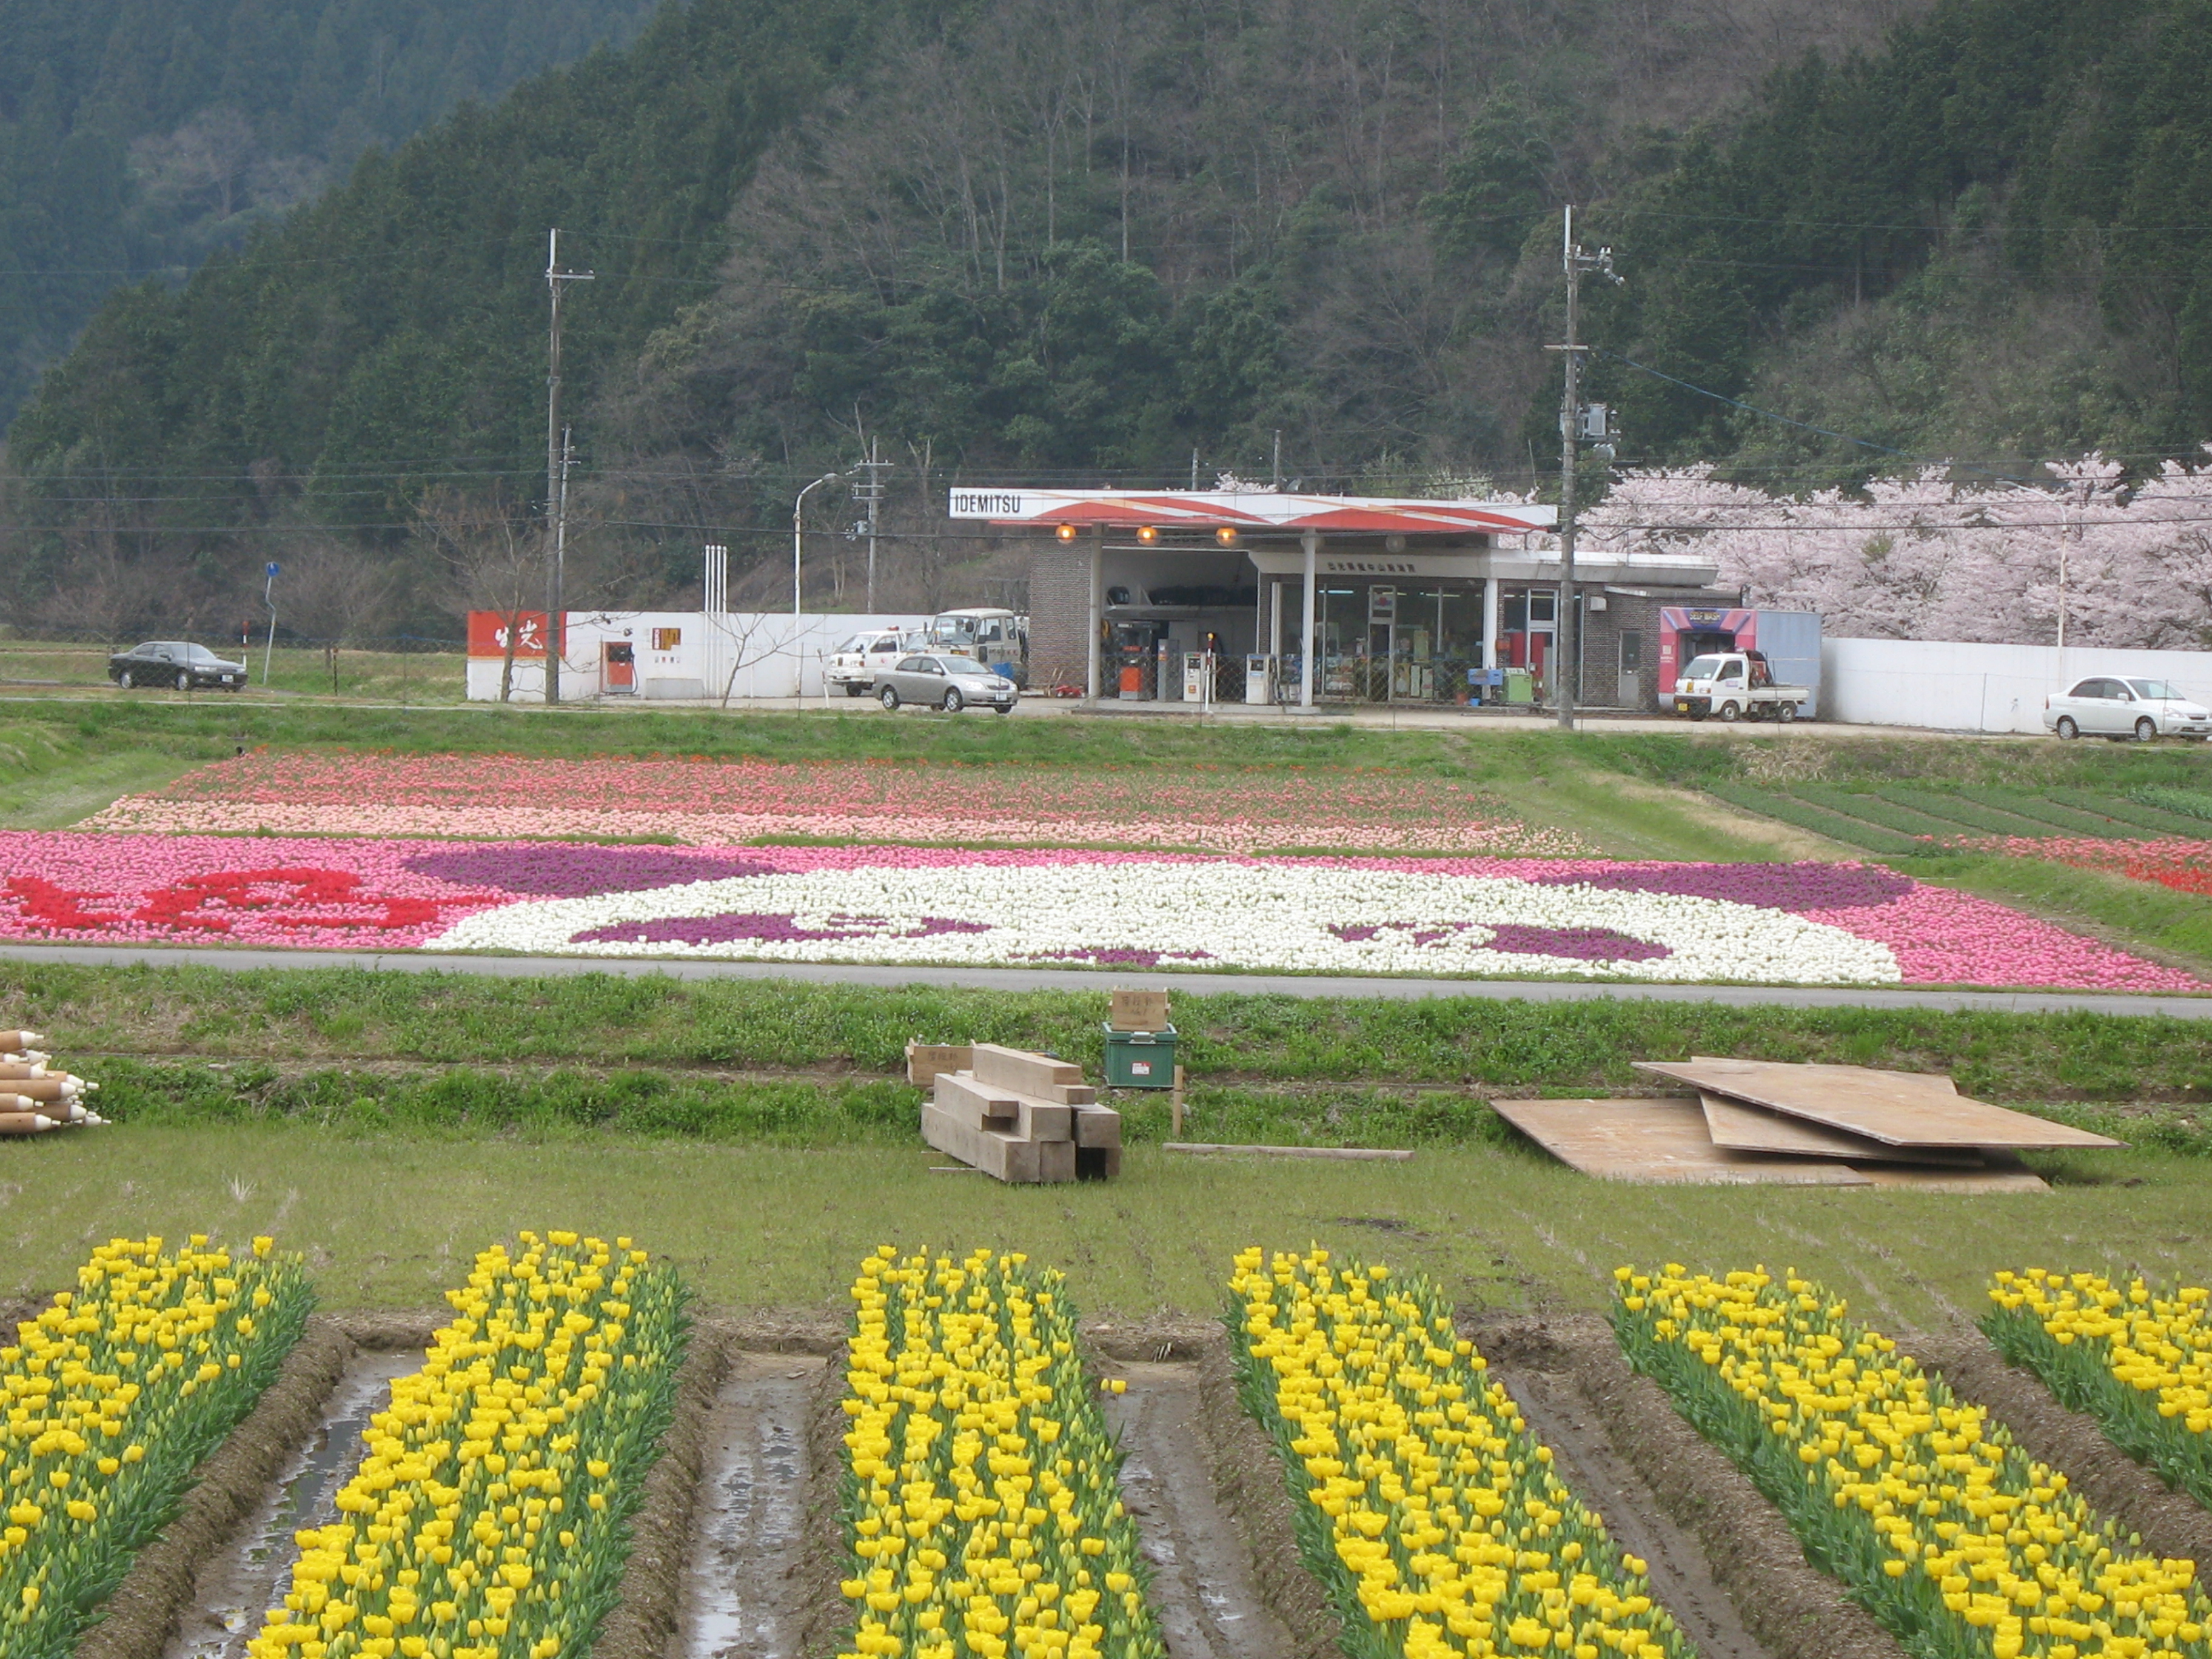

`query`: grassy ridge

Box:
[24,963,2212,1101]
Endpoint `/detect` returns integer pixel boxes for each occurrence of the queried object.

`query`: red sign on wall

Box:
[467,611,556,657]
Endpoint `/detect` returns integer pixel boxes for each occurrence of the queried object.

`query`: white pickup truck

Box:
[1671,650,1810,722]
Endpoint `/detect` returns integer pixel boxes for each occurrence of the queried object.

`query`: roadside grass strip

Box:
[837,1245,1162,1659]
[244,1230,685,1659]
[1985,1270,2212,1509]
[2,1233,312,1658]
[1615,1264,2212,1659]
[1227,1246,1690,1659]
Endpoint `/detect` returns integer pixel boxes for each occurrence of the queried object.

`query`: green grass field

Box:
[2,1125,2203,1328]
[3,700,2212,1321]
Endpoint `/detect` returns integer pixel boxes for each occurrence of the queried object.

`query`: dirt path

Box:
[162,1351,417,1659]
[1102,1360,1296,1659]
[1487,1359,1778,1659]
[669,1352,828,1659]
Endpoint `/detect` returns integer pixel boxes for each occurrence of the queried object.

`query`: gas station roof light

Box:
[1054,523,1078,541]
[1215,526,1238,546]
[1136,525,1159,543]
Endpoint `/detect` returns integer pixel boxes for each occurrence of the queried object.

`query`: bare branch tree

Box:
[416,486,539,702]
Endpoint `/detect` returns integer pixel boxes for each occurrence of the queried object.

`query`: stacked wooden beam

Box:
[0,1030,105,1136]
[1490,1056,2120,1192]
[921,1042,1122,1183]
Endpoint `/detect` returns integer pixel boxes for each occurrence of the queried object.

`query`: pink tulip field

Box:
[82,750,1589,856]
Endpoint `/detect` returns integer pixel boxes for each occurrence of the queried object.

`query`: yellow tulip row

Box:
[1229,1246,1689,1659]
[2,1233,312,1657]
[246,1231,685,1659]
[1617,1264,2212,1659]
[1985,1269,2212,1508]
[836,1246,1163,1659]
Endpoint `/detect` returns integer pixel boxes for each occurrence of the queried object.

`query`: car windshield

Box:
[833,635,864,653]
[942,657,993,676]
[1683,655,1726,679]
[2128,679,2185,700]
[184,645,221,662]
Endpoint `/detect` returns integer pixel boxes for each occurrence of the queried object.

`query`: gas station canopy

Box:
[947,488,1558,537]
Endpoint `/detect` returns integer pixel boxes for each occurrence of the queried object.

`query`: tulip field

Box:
[21,1224,2212,1659]
[0,826,2196,988]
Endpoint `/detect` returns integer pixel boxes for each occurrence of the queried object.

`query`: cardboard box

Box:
[1109,990,1171,1033]
[906,1041,973,1087]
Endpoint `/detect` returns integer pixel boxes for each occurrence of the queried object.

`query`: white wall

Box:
[468,612,930,703]
[1821,637,2212,733]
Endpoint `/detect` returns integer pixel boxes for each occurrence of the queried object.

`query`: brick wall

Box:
[1028,538,1091,691]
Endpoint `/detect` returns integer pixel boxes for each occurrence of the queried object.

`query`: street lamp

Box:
[793,470,848,615]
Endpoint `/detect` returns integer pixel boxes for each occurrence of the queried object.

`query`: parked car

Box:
[874,652,1019,714]
[108,640,248,691]
[2043,675,2211,742]
[826,629,917,696]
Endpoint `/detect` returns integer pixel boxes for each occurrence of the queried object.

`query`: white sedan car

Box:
[2043,675,2212,741]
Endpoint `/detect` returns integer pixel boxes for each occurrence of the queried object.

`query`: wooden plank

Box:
[1700,1093,1983,1166]
[1488,1097,1873,1186]
[931,1070,1017,1126]
[971,1043,1085,1096]
[1162,1143,1415,1162]
[1036,1139,1078,1183]
[920,1102,1041,1182]
[1109,990,1171,1033]
[1073,1104,1122,1148]
[906,1042,972,1087]
[1849,1162,2049,1195]
[934,1073,1073,1142]
[1632,1057,2123,1150]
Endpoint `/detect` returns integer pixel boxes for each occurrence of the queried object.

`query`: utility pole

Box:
[1546,205,1621,731]
[852,440,890,612]
[544,228,594,705]
[1272,430,1282,492]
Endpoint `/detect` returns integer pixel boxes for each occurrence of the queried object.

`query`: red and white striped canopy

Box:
[946,488,1555,535]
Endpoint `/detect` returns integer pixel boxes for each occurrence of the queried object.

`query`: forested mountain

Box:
[0,0,657,422]
[6,0,2211,638]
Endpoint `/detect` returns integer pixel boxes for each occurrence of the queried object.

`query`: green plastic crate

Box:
[1102,1022,1178,1089]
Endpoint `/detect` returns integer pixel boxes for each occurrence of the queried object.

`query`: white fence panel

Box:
[1822,637,2212,733]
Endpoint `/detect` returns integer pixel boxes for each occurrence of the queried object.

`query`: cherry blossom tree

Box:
[1574,448,2212,648]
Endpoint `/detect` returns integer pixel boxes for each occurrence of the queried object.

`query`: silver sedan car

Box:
[874,652,1019,714]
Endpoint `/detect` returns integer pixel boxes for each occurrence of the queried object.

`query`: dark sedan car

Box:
[108,640,248,691]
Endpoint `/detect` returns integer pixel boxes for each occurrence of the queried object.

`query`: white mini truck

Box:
[1671,650,1811,722]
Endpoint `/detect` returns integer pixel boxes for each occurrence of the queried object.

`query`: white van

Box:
[826,629,917,695]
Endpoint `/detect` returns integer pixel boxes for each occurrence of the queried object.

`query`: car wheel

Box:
[117,669,133,689]
[845,682,868,697]
[1777,702,1797,723]
[1718,700,1741,722]
[176,671,193,691]
[2136,717,2158,743]
[878,686,900,710]
[2055,716,2078,740]
[942,688,965,713]
[994,703,1013,716]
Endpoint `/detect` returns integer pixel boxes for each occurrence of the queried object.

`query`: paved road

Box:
[0,941,2201,1018]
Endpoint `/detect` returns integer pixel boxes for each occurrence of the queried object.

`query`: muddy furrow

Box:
[1471,1313,1909,1659]
[1103,1359,1298,1659]
[159,1347,421,1659]
[1914,1332,2212,1590]
[666,1350,829,1659]
[1483,1358,1777,1659]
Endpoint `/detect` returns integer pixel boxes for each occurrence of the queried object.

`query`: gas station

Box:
[948,487,1731,709]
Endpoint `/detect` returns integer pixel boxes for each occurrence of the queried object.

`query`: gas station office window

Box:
[651,627,682,651]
